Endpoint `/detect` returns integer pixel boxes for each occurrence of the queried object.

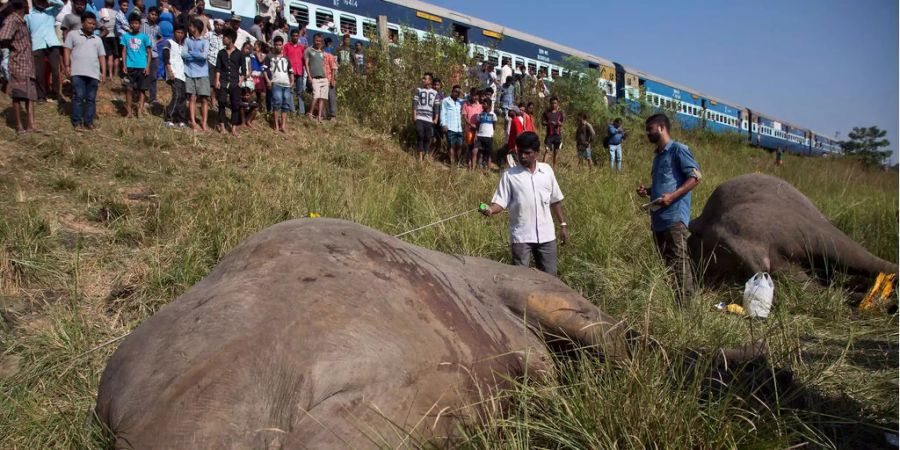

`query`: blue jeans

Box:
[270,85,292,112]
[609,144,623,174]
[292,73,306,115]
[71,75,98,127]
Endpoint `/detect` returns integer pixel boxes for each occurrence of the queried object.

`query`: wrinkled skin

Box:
[689,173,898,286]
[96,219,631,449]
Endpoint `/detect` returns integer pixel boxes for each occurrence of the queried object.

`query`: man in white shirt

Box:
[499,57,512,91]
[482,131,570,276]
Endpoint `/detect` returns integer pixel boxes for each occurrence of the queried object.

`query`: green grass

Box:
[0,81,896,449]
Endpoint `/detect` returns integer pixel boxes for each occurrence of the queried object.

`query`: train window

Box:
[665,100,671,108]
[290,4,309,27]
[488,53,499,67]
[316,10,334,30]
[514,58,525,71]
[362,20,376,39]
[403,30,418,42]
[387,25,399,44]
[527,62,537,75]
[340,15,357,36]
[209,0,231,9]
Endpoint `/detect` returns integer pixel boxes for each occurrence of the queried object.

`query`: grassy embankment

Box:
[0,69,896,448]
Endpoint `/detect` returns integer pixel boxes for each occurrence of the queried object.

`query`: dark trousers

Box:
[415,120,433,153]
[327,85,337,118]
[71,75,98,126]
[166,79,187,124]
[217,84,241,125]
[511,240,558,276]
[147,58,159,102]
[653,223,695,304]
[33,46,61,101]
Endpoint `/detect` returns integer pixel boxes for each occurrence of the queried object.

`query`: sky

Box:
[430,0,899,164]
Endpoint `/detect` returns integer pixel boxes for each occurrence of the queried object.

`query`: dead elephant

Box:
[95,218,633,449]
[688,173,898,286]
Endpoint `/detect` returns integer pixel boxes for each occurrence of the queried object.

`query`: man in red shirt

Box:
[282,28,305,115]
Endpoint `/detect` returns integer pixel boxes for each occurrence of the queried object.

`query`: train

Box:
[95,0,841,156]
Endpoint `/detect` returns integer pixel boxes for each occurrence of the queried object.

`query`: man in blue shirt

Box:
[637,113,701,304]
[26,0,64,102]
[607,117,625,175]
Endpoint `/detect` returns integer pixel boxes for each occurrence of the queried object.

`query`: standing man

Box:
[63,11,106,131]
[0,0,38,133]
[607,117,625,174]
[323,43,337,121]
[283,28,305,116]
[162,23,187,128]
[139,6,161,105]
[304,33,327,124]
[205,18,223,110]
[266,35,293,133]
[575,112,595,170]
[498,75,515,119]
[25,0,64,103]
[183,18,209,131]
[214,27,244,135]
[541,96,564,167]
[636,113,701,305]
[412,72,437,163]
[440,84,464,167]
[482,131,569,276]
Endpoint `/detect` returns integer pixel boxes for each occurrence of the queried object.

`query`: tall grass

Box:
[0,37,896,449]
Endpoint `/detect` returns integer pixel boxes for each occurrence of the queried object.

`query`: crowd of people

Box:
[412,65,628,173]
[0,0,368,134]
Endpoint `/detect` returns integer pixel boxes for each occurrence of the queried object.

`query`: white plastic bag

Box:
[744,272,774,319]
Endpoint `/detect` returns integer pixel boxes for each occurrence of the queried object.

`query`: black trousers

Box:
[166,79,187,124]
[217,84,241,125]
[33,46,61,101]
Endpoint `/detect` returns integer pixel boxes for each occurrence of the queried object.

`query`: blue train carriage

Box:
[622,67,706,129]
[750,111,811,154]
[812,132,840,156]
[701,96,741,135]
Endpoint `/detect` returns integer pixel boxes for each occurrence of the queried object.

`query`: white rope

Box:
[394,208,480,238]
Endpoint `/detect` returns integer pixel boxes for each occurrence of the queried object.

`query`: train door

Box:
[452,24,469,44]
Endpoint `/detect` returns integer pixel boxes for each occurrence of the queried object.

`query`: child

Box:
[266,35,293,133]
[239,87,258,128]
[476,99,497,171]
[162,24,187,128]
[120,13,151,118]
[250,40,269,114]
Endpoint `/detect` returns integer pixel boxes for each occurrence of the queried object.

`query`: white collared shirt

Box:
[491,162,564,244]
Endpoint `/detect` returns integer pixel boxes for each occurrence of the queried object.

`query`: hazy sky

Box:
[430,0,899,163]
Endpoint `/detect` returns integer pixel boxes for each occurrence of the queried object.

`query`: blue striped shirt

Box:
[440,96,463,133]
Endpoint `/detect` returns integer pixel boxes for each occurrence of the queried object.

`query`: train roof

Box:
[386,0,615,67]
[619,63,746,110]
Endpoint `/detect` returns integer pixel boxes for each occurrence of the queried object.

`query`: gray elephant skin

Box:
[689,173,897,285]
[96,218,631,449]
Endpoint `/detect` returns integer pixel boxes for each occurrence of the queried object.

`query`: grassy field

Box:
[0,82,896,449]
